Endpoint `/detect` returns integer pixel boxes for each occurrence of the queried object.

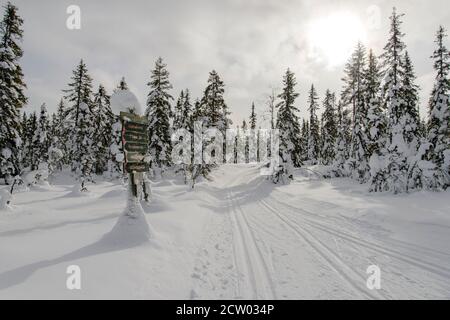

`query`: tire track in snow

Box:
[270,198,450,280]
[258,199,382,299]
[227,190,277,299]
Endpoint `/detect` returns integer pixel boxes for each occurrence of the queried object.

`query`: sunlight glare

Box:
[307,11,368,68]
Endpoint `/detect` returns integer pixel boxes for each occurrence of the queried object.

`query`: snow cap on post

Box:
[110,89,142,115]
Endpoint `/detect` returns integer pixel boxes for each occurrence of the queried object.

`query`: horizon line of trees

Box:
[1,3,449,195]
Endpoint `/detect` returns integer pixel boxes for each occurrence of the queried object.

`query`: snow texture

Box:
[0,164,449,299]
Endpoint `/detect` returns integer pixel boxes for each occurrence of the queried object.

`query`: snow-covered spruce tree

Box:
[200,70,232,135]
[341,42,370,182]
[173,90,185,131]
[92,84,113,175]
[400,51,424,190]
[19,112,28,168]
[0,2,27,185]
[24,103,51,185]
[241,120,249,163]
[114,76,128,92]
[332,100,350,177]
[187,98,211,188]
[420,26,450,189]
[319,116,324,163]
[52,99,70,168]
[32,103,51,166]
[341,42,366,124]
[63,59,93,130]
[365,50,385,158]
[47,113,64,177]
[232,124,240,164]
[271,69,302,183]
[307,84,320,165]
[181,89,193,132]
[419,118,427,138]
[249,102,258,162]
[20,112,34,170]
[401,51,421,151]
[249,102,257,129]
[145,57,173,175]
[376,8,414,193]
[320,90,337,165]
[73,102,96,192]
[300,119,309,162]
[25,112,38,169]
[63,59,95,191]
[173,89,193,183]
[364,50,388,192]
[200,70,232,164]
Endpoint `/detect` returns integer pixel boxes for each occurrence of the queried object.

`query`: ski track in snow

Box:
[263,197,450,298]
[227,189,277,299]
[257,199,381,299]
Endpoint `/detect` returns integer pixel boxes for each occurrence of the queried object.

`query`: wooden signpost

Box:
[120,112,149,197]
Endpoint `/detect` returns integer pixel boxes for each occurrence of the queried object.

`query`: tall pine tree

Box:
[342,42,369,182]
[32,103,51,168]
[271,69,302,183]
[63,60,95,190]
[0,2,27,182]
[173,89,193,183]
[249,102,257,130]
[321,90,337,165]
[424,26,450,189]
[332,100,350,177]
[145,57,173,174]
[377,8,410,193]
[401,51,421,152]
[92,84,113,174]
[307,84,320,164]
[200,70,232,134]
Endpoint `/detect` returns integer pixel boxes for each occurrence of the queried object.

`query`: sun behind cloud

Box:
[307,11,368,68]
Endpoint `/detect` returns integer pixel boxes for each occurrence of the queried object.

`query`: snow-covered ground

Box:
[0,164,449,299]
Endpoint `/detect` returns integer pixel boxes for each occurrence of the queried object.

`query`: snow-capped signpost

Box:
[120,111,149,197]
[106,89,153,243]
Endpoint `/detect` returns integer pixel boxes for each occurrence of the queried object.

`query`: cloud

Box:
[13,0,450,124]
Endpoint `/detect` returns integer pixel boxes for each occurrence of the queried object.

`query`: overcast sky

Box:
[12,0,450,125]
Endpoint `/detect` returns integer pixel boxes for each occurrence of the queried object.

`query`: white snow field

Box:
[0,164,449,299]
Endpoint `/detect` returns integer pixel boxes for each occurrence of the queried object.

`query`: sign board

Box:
[126,162,149,172]
[124,122,147,133]
[120,112,149,173]
[126,152,146,163]
[124,132,148,143]
[124,141,148,153]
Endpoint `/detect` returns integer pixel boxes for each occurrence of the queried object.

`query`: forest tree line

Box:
[0,3,449,194]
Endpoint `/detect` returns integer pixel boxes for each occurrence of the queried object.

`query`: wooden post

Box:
[120,112,148,202]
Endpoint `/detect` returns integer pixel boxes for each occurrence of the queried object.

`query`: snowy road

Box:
[0,165,449,299]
